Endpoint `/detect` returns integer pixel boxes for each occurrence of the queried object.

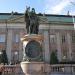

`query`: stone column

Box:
[56,32,62,61]
[67,32,72,60]
[6,29,12,63]
[19,32,23,62]
[43,30,50,63]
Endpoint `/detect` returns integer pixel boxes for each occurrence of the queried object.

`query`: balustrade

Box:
[0,64,75,75]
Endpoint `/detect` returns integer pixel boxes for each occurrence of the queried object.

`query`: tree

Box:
[0,50,8,64]
[50,51,58,64]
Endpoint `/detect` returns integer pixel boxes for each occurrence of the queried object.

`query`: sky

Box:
[0,0,75,15]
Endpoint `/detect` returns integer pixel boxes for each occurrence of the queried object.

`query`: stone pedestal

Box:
[21,34,44,75]
[21,62,44,75]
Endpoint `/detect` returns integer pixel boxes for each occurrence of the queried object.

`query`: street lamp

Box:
[63,56,66,62]
[14,51,18,64]
[0,51,3,64]
[0,52,2,55]
[14,51,18,55]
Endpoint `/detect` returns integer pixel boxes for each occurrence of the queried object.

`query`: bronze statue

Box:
[24,7,30,33]
[24,7,39,34]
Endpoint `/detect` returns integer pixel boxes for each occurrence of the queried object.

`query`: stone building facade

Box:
[0,13,74,64]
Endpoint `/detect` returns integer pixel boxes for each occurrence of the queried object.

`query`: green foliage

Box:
[50,51,59,64]
[0,50,8,64]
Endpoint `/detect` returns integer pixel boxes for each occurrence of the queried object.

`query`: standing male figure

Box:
[24,7,30,34]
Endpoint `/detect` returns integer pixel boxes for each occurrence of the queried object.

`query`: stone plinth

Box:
[20,34,44,75]
[21,62,44,75]
[21,34,44,61]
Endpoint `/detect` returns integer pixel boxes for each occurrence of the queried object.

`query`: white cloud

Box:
[51,0,70,14]
[44,0,74,14]
[70,11,75,15]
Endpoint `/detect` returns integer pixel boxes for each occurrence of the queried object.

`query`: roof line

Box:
[0,13,74,18]
[0,13,23,15]
[37,13,75,17]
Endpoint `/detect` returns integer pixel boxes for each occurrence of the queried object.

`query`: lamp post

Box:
[14,51,18,64]
[63,56,66,62]
[0,51,3,64]
[0,52,2,55]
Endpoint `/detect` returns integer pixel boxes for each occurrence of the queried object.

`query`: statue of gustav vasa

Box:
[24,7,39,34]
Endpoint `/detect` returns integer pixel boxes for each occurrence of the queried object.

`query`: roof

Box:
[0,13,74,24]
[0,13,23,20]
[39,14,75,23]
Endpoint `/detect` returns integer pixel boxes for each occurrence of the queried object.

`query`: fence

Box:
[1,64,75,75]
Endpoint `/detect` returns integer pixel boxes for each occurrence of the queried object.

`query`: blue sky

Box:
[0,0,75,15]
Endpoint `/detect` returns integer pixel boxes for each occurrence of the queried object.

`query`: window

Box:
[50,35,56,43]
[15,34,19,42]
[62,35,65,43]
[72,34,75,43]
[0,34,5,42]
[13,34,19,43]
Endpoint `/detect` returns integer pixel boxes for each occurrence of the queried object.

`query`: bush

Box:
[0,50,8,64]
[50,51,59,64]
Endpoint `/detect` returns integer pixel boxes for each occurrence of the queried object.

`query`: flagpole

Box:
[72,15,75,29]
[70,2,75,29]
